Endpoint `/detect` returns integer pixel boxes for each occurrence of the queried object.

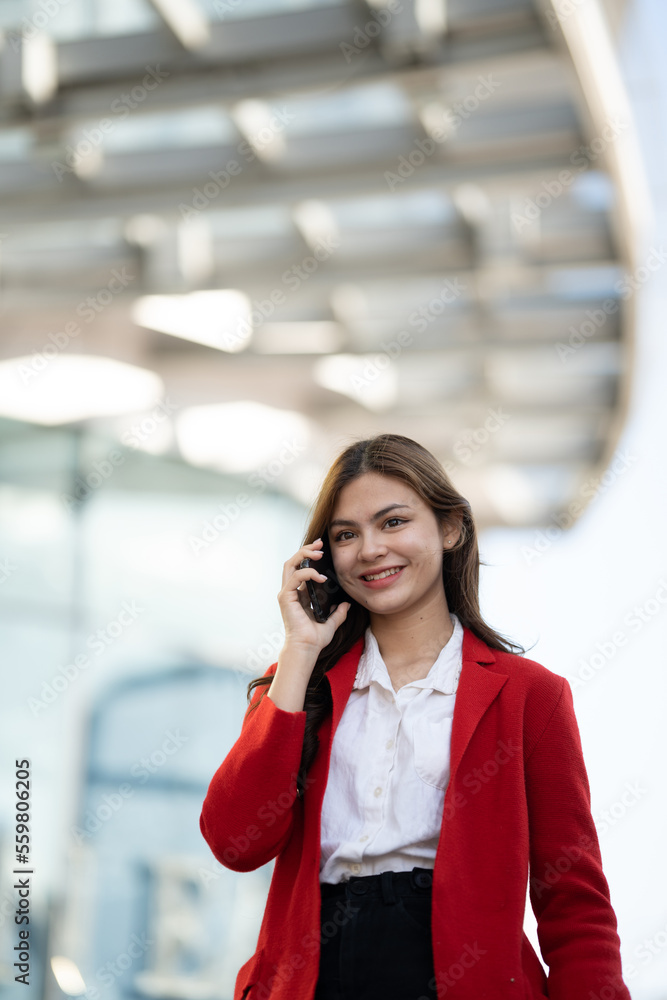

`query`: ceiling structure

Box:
[0,0,644,527]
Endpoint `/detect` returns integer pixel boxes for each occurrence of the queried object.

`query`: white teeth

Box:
[363,567,402,581]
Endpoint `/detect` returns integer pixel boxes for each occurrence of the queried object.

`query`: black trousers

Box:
[314,867,438,1000]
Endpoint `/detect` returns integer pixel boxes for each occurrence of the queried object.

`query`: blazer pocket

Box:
[413,718,453,790]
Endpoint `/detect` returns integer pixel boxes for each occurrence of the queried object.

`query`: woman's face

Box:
[328,472,457,620]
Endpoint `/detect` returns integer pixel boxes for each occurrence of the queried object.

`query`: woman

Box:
[200,434,630,1000]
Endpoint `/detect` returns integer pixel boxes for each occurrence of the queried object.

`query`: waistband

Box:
[320,867,433,903]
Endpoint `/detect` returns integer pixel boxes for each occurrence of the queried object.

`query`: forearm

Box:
[266,643,318,712]
[200,673,307,871]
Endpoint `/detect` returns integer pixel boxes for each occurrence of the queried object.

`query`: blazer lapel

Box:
[448,628,507,782]
[327,635,365,733]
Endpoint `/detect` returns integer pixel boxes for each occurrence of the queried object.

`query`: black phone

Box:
[299,557,344,623]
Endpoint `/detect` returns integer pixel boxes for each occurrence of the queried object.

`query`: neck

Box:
[369,591,454,668]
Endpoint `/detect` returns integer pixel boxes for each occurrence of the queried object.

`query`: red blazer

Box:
[200,627,630,1000]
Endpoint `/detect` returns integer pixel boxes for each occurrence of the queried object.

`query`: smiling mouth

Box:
[361,567,403,581]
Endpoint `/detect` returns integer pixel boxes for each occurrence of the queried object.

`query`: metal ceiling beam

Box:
[145,0,211,51]
[50,8,364,86]
[37,2,541,87]
[8,44,568,134]
[0,150,586,225]
[0,253,621,304]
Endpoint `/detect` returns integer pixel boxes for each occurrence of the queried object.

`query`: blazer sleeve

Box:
[525,676,631,1000]
[199,664,307,872]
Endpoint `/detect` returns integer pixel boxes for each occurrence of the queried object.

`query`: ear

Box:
[440,510,463,549]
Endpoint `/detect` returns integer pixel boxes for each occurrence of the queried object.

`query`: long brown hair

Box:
[246,433,523,796]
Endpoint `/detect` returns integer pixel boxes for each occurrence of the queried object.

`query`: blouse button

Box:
[374,786,382,797]
[385,739,394,750]
[349,863,361,874]
[359,834,369,842]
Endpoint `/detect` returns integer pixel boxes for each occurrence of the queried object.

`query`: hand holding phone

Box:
[298,557,344,622]
[276,539,350,661]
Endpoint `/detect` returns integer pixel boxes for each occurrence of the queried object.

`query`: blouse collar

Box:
[353,613,464,696]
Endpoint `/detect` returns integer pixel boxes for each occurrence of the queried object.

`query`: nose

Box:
[357,529,388,564]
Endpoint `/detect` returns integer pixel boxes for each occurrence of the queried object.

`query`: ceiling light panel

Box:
[175,401,312,473]
[132,290,252,352]
[0,355,164,426]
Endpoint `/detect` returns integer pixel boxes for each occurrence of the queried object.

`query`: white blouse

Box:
[319,613,464,884]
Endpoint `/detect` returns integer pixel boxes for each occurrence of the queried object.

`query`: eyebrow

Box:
[329,504,413,529]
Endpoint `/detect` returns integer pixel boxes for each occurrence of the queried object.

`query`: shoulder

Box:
[495,649,580,761]
[491,645,566,699]
[494,647,569,733]
[464,629,570,743]
[464,626,565,697]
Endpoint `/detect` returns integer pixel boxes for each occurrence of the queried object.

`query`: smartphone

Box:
[299,557,344,623]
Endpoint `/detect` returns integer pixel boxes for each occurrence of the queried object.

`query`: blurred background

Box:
[0,0,665,996]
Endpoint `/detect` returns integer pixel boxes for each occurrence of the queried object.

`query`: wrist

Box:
[277,642,320,672]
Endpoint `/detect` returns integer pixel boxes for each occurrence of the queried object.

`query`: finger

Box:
[291,566,328,586]
[297,546,324,565]
[281,567,328,601]
[298,538,323,557]
[281,540,324,585]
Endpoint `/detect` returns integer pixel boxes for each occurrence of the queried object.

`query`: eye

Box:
[384,517,406,528]
[333,529,355,542]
